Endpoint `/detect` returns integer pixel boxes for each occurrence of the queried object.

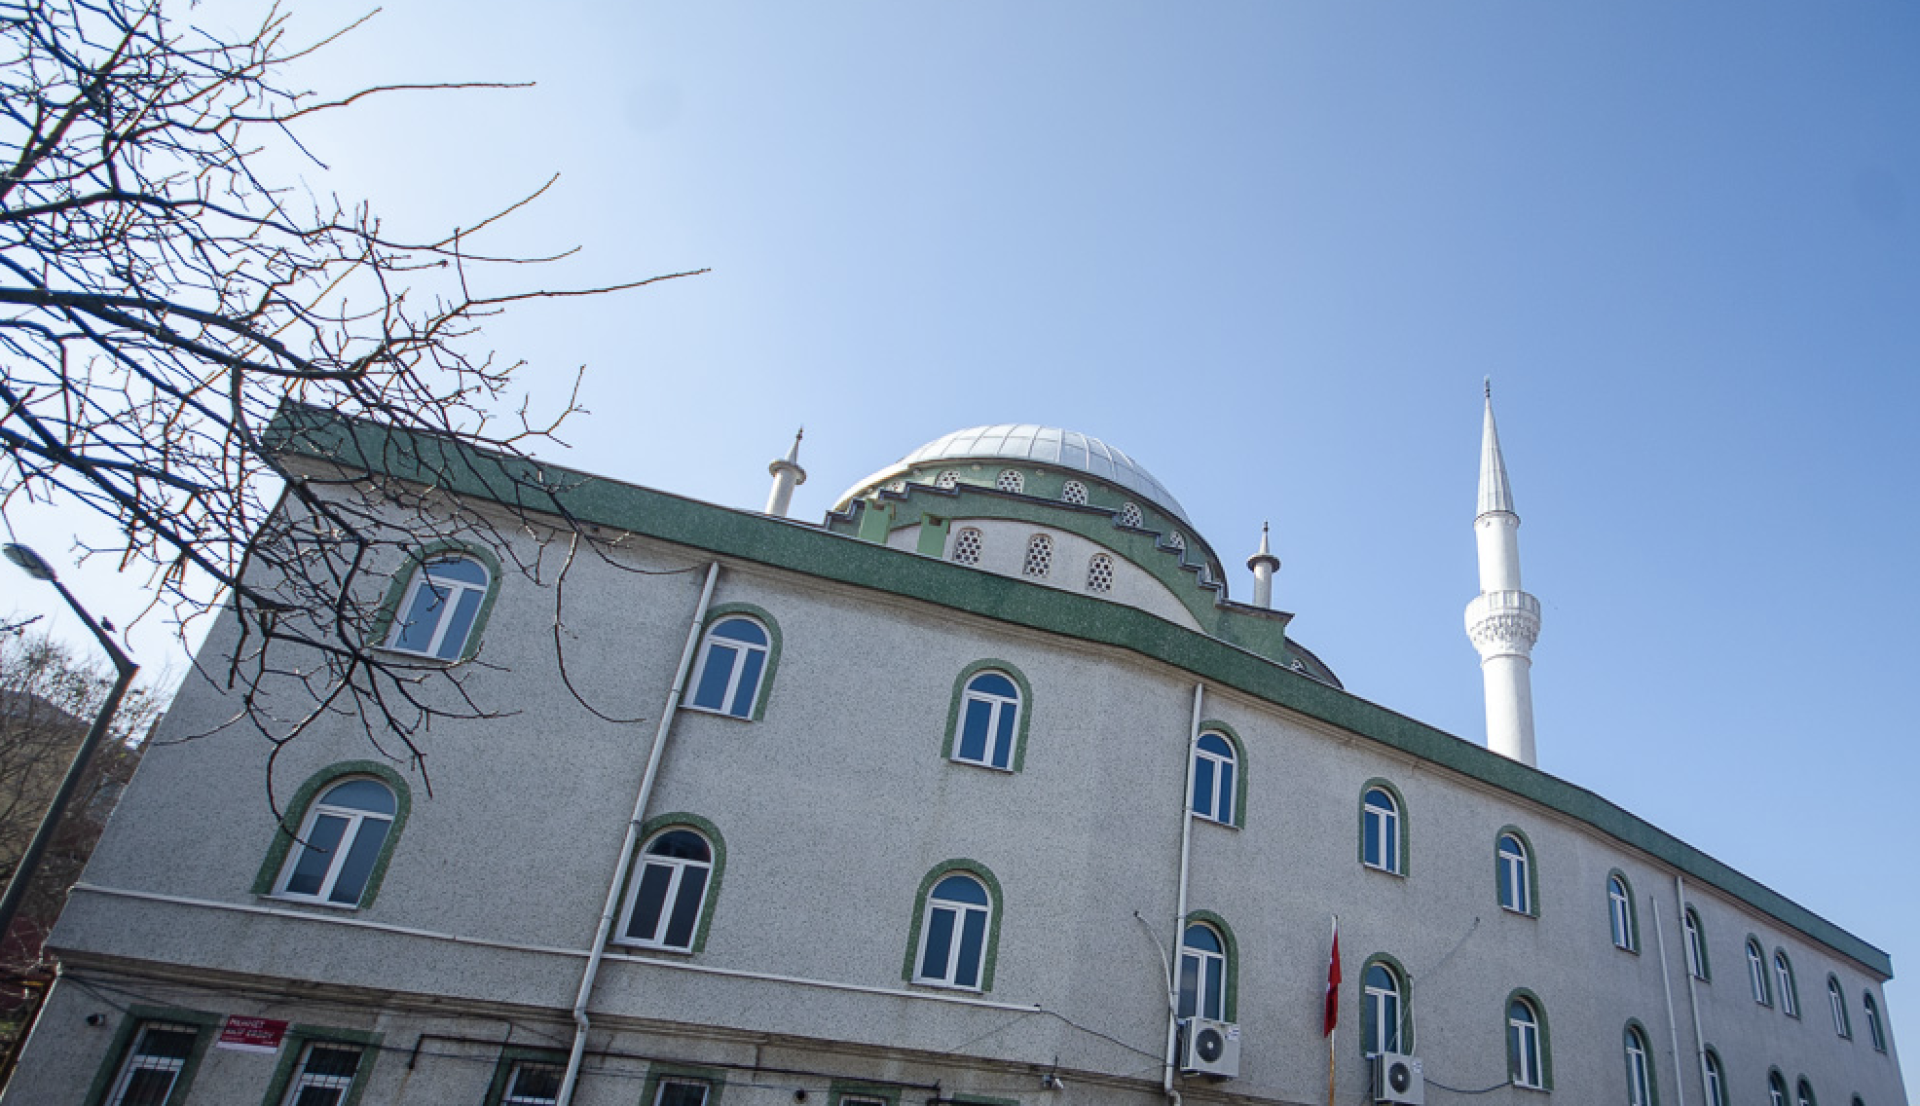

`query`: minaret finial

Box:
[1484,376,1491,399]
[765,427,809,517]
[1466,385,1541,767]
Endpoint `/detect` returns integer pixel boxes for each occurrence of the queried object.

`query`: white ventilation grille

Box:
[1087,553,1114,593]
[935,470,960,490]
[951,527,983,566]
[1023,534,1053,578]
[1168,531,1186,553]
[1061,480,1088,505]
[996,469,1025,493]
[1120,502,1143,528]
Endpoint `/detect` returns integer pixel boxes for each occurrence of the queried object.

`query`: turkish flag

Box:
[1323,923,1341,1037]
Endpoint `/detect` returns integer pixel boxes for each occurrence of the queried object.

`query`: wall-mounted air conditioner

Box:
[1177,1017,1240,1078]
[1372,1051,1424,1105]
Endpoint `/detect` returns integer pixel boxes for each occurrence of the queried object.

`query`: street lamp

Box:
[0,543,138,944]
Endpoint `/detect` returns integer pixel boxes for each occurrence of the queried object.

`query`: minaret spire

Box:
[1246,521,1280,609]
[765,428,808,517]
[1465,384,1542,766]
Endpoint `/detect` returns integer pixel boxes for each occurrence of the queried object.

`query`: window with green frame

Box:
[252,761,412,911]
[257,1026,380,1106]
[84,1007,218,1106]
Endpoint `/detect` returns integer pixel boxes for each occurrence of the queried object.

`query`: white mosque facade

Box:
[5,401,1905,1106]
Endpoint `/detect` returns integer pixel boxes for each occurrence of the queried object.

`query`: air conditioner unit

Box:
[1372,1051,1424,1105]
[1177,1017,1241,1078]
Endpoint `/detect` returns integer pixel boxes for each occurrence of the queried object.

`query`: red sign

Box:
[216,1016,288,1054]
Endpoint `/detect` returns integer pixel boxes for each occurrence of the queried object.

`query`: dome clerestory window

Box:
[996,469,1025,493]
[935,470,960,490]
[1120,503,1143,528]
[1060,480,1088,505]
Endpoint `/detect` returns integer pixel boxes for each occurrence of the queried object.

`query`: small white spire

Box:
[1477,380,1515,519]
[765,427,808,517]
[1465,383,1541,767]
[1246,521,1280,609]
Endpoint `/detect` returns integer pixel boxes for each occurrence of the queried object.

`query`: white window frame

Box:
[1703,1050,1726,1106]
[280,1041,363,1106]
[685,616,771,719]
[1178,923,1227,1021]
[1508,999,1544,1089]
[1497,834,1530,914]
[104,1021,200,1106]
[1828,977,1850,1038]
[274,779,397,908]
[501,1060,564,1105]
[653,1078,712,1106]
[1364,963,1404,1057]
[1865,992,1886,1051]
[1363,788,1400,873]
[953,673,1020,770]
[1625,1027,1652,1106]
[914,874,991,990]
[1683,908,1706,979]
[385,555,490,660]
[1608,876,1635,950]
[1769,1073,1789,1106]
[1191,733,1236,825]
[617,829,714,952]
[1776,952,1799,1016]
[1798,1078,1817,1106]
[1749,940,1771,1005]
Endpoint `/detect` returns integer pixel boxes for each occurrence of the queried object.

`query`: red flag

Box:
[1323,921,1341,1037]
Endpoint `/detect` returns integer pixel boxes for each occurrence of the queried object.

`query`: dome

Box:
[844,424,1192,524]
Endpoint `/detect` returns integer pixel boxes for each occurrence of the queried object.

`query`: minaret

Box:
[765,429,807,517]
[1465,383,1542,766]
[1246,522,1280,609]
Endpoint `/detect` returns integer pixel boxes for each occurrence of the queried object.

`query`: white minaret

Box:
[1246,522,1280,609]
[1465,383,1542,767]
[765,428,807,517]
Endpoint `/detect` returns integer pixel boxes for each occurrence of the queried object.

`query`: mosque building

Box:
[5,398,1904,1106]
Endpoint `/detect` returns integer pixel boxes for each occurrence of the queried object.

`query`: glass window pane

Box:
[1177,955,1199,1017]
[664,867,709,948]
[1204,958,1223,1019]
[656,1082,709,1106]
[969,673,1017,699]
[957,699,992,762]
[920,908,955,979]
[426,557,488,586]
[647,831,710,862]
[955,910,986,988]
[322,780,395,816]
[1191,758,1215,815]
[627,863,674,941]
[1184,925,1222,954]
[932,876,988,905]
[328,819,390,904]
[1216,762,1234,820]
[304,1046,362,1078]
[728,649,766,716]
[118,1070,180,1106]
[1197,733,1232,757]
[991,702,1017,768]
[284,814,349,897]
[435,588,484,659]
[392,583,450,653]
[709,619,767,645]
[139,1026,198,1061]
[691,644,738,710]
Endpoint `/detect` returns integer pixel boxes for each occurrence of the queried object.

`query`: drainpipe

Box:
[1677,876,1708,1106]
[1650,896,1688,1106]
[1162,682,1204,1106]
[556,562,721,1106]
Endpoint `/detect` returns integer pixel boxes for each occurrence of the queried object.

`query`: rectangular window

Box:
[654,1079,710,1106]
[104,1022,200,1106]
[281,1043,363,1106]
[502,1061,564,1105]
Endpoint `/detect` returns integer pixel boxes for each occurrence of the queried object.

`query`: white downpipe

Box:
[1651,896,1688,1106]
[1677,875,1709,1106]
[556,562,720,1106]
[1163,682,1204,1106]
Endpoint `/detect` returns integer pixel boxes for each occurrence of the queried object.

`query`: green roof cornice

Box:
[263,404,1894,979]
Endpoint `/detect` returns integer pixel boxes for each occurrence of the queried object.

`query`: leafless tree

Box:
[0,0,701,807]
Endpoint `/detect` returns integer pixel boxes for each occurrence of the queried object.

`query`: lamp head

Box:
[2,543,57,582]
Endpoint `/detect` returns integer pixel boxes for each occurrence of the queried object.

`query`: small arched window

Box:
[1060,480,1089,505]
[1798,1077,1818,1106]
[1683,907,1709,980]
[935,469,960,490]
[1864,991,1887,1051]
[914,873,992,990]
[1191,732,1237,826]
[386,554,491,660]
[1178,923,1227,1021]
[276,778,398,908]
[996,469,1025,493]
[1363,961,1406,1057]
[1023,533,1053,578]
[1748,938,1773,1005]
[1775,951,1800,1016]
[1167,531,1186,553]
[1702,1048,1727,1106]
[1497,833,1531,914]
[1828,976,1851,1038]
[1507,996,1545,1089]
[1624,1024,1654,1106]
[1119,502,1143,528]
[951,526,983,566]
[687,615,773,719]
[618,826,717,952]
[1608,874,1637,951]
[1086,553,1115,593]
[1362,786,1402,874]
[954,671,1021,770]
[1768,1071,1789,1106]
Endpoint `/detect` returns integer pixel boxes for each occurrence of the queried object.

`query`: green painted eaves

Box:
[264,405,1894,979]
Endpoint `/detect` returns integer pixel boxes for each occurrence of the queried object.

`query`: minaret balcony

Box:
[1465,589,1541,653]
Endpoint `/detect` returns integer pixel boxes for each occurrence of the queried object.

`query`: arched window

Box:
[1828,976,1851,1038]
[1798,1077,1818,1106]
[1179,923,1227,1021]
[1702,1048,1727,1106]
[1120,502,1143,528]
[1864,991,1887,1051]
[1060,480,1089,505]
[618,825,718,952]
[1683,907,1709,980]
[1361,785,1403,874]
[1497,832,1531,914]
[1624,1024,1654,1106]
[1085,553,1115,593]
[1507,996,1546,1089]
[935,469,960,490]
[1167,531,1186,553]
[1768,1071,1789,1106]
[914,873,992,990]
[1775,951,1800,1017]
[1363,960,1406,1057]
[996,469,1025,493]
[1608,873,1637,951]
[1748,938,1773,1005]
[1022,533,1053,578]
[951,526,983,566]
[1191,732,1237,826]
[386,554,491,660]
[274,777,399,908]
[687,614,774,719]
[950,670,1023,771]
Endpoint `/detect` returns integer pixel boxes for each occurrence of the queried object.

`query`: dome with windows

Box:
[837,424,1192,524]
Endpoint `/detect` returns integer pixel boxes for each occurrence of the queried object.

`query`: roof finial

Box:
[1484,376,1491,400]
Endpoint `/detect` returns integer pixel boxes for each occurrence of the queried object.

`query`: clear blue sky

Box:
[8,0,1916,1092]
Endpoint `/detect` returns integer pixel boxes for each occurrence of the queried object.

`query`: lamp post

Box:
[0,544,138,945]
